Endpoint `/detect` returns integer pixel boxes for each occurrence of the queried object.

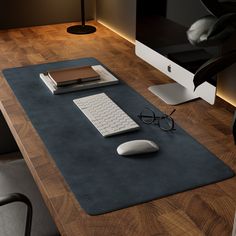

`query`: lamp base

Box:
[67,25,96,34]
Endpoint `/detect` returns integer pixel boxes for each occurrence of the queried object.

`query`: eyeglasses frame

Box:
[138,107,176,131]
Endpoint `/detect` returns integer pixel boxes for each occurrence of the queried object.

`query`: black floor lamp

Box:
[67,0,96,34]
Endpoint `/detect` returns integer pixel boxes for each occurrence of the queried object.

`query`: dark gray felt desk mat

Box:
[3,58,234,215]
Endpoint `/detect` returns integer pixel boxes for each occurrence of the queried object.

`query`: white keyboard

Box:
[73,93,140,137]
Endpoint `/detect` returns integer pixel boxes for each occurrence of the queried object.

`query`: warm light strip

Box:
[97,20,135,44]
[217,92,236,107]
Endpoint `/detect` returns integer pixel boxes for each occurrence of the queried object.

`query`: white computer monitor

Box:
[135,0,217,105]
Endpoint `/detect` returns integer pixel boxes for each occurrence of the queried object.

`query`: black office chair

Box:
[0,159,60,236]
[186,0,236,89]
[186,0,236,145]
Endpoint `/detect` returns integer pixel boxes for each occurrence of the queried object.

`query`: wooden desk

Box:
[0,21,236,236]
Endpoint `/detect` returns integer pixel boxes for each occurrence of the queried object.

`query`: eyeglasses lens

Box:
[140,108,155,124]
[159,116,174,131]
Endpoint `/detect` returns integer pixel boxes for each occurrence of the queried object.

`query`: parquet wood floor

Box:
[0,21,236,236]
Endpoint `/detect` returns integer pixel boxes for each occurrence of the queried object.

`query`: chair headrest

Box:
[187,13,236,46]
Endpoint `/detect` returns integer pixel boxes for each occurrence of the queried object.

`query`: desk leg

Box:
[0,111,18,154]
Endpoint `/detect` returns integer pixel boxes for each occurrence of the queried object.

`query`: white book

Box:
[40,65,119,94]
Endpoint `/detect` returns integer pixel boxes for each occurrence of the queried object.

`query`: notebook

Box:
[40,65,119,94]
[47,65,100,87]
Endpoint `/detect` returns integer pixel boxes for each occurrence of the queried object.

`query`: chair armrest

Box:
[193,50,236,90]
[0,193,33,236]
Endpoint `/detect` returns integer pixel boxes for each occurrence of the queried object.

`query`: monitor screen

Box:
[136,0,219,73]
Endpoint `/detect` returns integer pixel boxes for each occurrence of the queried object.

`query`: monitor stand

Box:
[148,82,199,105]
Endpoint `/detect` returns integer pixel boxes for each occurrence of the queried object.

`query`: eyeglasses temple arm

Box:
[169,109,176,116]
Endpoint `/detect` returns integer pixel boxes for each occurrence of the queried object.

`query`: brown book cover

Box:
[47,66,100,87]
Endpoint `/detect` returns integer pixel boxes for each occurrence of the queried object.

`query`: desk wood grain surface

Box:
[0,21,236,236]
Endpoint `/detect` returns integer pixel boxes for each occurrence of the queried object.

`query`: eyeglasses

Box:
[138,107,176,131]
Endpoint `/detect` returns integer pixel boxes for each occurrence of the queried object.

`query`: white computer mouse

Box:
[117,139,159,156]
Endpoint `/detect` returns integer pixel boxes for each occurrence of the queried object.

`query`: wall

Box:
[0,0,95,29]
[96,0,136,42]
[217,34,236,107]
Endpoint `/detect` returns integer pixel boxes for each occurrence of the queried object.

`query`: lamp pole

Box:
[81,0,85,26]
[67,0,96,34]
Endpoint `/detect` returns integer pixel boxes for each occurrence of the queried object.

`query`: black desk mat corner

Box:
[2,57,234,215]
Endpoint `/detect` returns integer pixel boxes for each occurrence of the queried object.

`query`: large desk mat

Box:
[2,58,234,215]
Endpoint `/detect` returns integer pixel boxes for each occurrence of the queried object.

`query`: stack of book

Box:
[40,64,119,94]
